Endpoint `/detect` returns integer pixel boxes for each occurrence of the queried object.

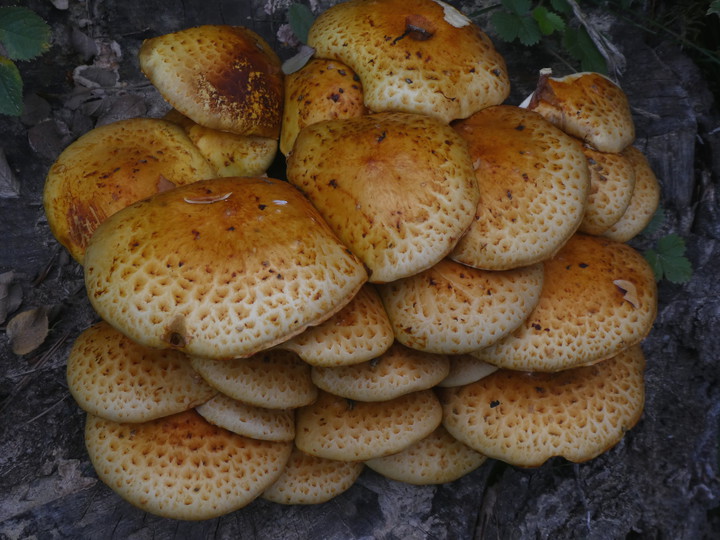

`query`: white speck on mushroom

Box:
[183,192,233,204]
[272,199,288,205]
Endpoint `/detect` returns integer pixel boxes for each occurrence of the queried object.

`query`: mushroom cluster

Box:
[46,0,660,521]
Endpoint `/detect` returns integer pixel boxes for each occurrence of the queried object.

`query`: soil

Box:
[0,1,719,538]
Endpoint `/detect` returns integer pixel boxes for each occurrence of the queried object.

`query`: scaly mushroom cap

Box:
[295,389,442,461]
[43,117,216,263]
[195,394,295,442]
[307,0,510,123]
[84,177,368,359]
[473,234,657,372]
[287,111,480,283]
[191,349,317,410]
[311,342,450,401]
[279,284,395,367]
[379,258,544,354]
[438,354,499,388]
[365,425,487,484]
[526,70,635,153]
[164,109,278,177]
[139,25,283,138]
[451,105,590,270]
[262,446,364,505]
[280,59,367,156]
[578,144,636,236]
[603,146,661,243]
[440,345,646,467]
[66,321,216,423]
[85,410,293,520]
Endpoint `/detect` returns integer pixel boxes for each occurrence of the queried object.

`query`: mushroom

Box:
[280,58,367,156]
[307,0,510,123]
[472,233,658,372]
[577,143,637,236]
[286,111,480,283]
[84,409,293,520]
[440,345,646,467]
[262,446,364,505]
[310,341,450,401]
[450,105,590,271]
[378,258,544,354]
[83,177,368,359]
[43,117,217,263]
[603,146,661,243]
[295,389,442,461]
[524,69,635,153]
[139,25,284,138]
[437,354,499,388]
[278,284,395,367]
[66,321,216,423]
[164,109,278,177]
[365,425,487,485]
[190,349,317,410]
[195,394,295,442]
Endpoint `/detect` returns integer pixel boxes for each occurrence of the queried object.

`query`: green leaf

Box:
[708,0,720,16]
[0,7,51,61]
[287,3,315,44]
[532,7,565,35]
[550,0,573,15]
[643,234,693,284]
[517,16,542,46]
[501,0,532,15]
[0,56,22,116]
[562,26,607,73]
[491,11,522,43]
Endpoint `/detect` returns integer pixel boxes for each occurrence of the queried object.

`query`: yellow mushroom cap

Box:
[365,425,487,484]
[139,25,283,138]
[191,349,317,410]
[379,258,544,354]
[83,177,368,359]
[295,389,442,461]
[438,354,499,388]
[280,58,367,156]
[440,345,646,467]
[195,394,295,442]
[311,342,450,402]
[287,111,479,283]
[66,321,216,423]
[451,105,590,270]
[43,117,216,263]
[526,70,635,153]
[307,0,510,123]
[279,284,395,367]
[262,446,364,505]
[603,146,661,243]
[578,144,637,236]
[84,410,293,520]
[473,234,658,372]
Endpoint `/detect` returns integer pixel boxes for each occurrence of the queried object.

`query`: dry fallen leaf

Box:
[0,271,23,325]
[6,307,51,356]
[613,279,639,308]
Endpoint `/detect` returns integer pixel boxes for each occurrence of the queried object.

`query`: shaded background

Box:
[1,0,719,538]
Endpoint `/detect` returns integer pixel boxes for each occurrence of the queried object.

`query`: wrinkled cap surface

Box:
[195,394,295,441]
[139,25,283,138]
[379,258,544,354]
[311,341,450,401]
[308,0,510,123]
[287,111,479,283]
[280,59,367,156]
[279,284,394,367]
[85,410,293,520]
[365,425,487,484]
[67,321,216,423]
[451,105,590,270]
[473,234,657,371]
[526,70,635,153]
[191,349,317,409]
[441,345,646,467]
[44,117,216,263]
[295,389,442,461]
[84,177,367,359]
[603,146,661,243]
[262,446,364,505]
